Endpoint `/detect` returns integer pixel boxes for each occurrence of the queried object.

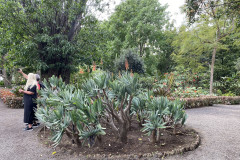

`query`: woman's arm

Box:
[18,69,28,79]
[19,89,34,95]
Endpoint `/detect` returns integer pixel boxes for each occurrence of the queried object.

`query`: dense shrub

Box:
[142,97,187,143]
[3,97,23,108]
[170,96,240,109]
[0,88,23,108]
[115,48,145,74]
[214,73,240,96]
[36,76,105,147]
[0,81,4,86]
[36,73,188,147]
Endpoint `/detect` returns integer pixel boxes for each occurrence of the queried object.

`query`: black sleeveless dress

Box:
[23,85,37,124]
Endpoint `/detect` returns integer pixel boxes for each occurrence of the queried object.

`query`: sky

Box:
[160,0,186,27]
[97,0,186,28]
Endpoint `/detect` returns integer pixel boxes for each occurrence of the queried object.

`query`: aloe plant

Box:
[142,97,187,143]
[142,110,166,143]
[131,91,153,126]
[36,76,105,147]
[168,99,187,134]
[142,97,169,143]
[82,71,140,143]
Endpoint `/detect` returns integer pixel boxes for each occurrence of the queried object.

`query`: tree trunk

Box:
[156,128,161,143]
[173,124,177,135]
[210,46,217,95]
[2,68,11,88]
[60,69,71,84]
[151,129,156,144]
[41,68,71,83]
[119,122,128,143]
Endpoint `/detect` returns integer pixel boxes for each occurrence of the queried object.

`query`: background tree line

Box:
[0,0,240,95]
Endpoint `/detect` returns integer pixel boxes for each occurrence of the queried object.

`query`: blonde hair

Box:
[24,73,38,91]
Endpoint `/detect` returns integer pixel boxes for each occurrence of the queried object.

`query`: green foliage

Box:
[178,96,240,108]
[142,97,187,143]
[11,86,24,97]
[168,99,187,126]
[115,48,145,74]
[185,0,240,24]
[141,110,166,135]
[172,25,210,74]
[235,57,240,71]
[106,0,169,68]
[138,76,155,90]
[36,75,105,147]
[70,66,92,89]
[214,73,240,95]
[131,91,153,126]
[0,0,105,82]
[82,71,141,143]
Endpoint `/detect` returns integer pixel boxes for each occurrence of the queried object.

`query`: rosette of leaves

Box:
[168,99,187,134]
[142,97,169,143]
[152,74,175,97]
[131,91,153,126]
[36,76,105,147]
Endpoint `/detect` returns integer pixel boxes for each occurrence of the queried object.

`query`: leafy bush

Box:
[36,76,105,147]
[11,86,24,97]
[36,72,191,147]
[214,73,240,96]
[142,97,187,143]
[3,97,23,108]
[0,81,4,86]
[37,71,141,146]
[139,76,155,90]
[115,48,145,74]
[82,71,141,143]
[0,88,23,108]
[172,87,209,98]
[70,65,92,89]
[173,96,240,108]
[152,73,175,97]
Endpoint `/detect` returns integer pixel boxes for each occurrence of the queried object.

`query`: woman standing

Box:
[19,73,38,131]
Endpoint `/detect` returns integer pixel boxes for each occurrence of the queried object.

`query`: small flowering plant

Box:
[0,88,16,102]
[152,73,175,97]
[172,87,209,98]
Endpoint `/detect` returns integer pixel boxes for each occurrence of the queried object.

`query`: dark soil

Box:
[38,121,198,158]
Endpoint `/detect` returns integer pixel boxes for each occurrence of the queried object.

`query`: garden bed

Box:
[38,121,200,159]
[0,88,23,108]
[178,96,240,109]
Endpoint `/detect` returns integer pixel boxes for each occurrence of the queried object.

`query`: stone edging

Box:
[86,130,200,159]
[38,127,201,159]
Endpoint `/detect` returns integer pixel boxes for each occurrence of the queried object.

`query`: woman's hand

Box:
[19,89,24,93]
[17,68,23,73]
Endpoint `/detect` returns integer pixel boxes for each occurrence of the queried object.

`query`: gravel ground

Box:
[0,100,240,160]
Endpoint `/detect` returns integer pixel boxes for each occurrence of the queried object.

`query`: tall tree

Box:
[184,0,238,94]
[0,0,105,83]
[172,25,210,74]
[107,0,169,57]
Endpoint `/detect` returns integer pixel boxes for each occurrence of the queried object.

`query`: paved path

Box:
[0,100,240,160]
[166,104,240,160]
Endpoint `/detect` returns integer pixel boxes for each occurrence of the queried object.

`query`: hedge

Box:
[174,96,240,109]
[0,88,23,108]
[2,97,24,108]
